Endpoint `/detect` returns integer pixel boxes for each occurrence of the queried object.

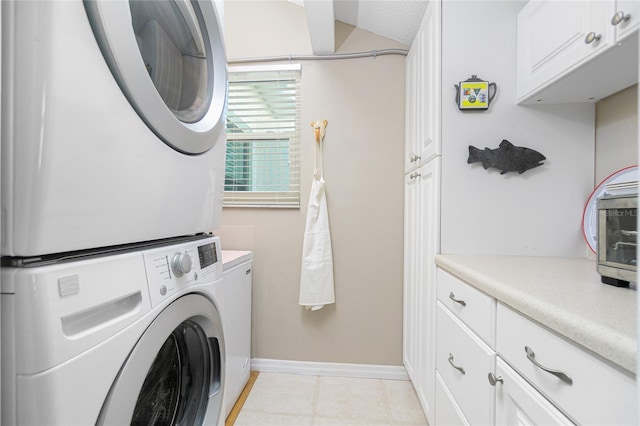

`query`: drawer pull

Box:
[524,346,573,385]
[448,292,467,307]
[448,353,466,375]
[488,372,503,386]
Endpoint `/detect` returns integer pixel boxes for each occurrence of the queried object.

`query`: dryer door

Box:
[84,0,227,155]
[97,294,225,425]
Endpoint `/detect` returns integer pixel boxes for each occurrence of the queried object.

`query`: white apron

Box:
[299,142,335,311]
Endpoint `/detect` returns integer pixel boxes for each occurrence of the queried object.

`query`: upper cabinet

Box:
[404,3,441,173]
[516,0,639,104]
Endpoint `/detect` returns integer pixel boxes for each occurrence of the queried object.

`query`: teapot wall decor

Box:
[454,75,497,111]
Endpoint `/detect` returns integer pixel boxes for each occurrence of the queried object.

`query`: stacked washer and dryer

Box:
[1,0,249,425]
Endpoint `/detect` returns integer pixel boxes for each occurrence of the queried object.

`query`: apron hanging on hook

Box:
[299,120,335,311]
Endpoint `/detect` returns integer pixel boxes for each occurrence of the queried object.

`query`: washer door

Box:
[84,0,227,155]
[97,295,225,425]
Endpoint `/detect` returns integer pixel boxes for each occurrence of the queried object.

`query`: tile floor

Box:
[234,372,428,425]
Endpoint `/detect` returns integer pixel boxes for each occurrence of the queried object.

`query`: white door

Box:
[84,0,227,154]
[613,0,640,42]
[516,0,615,100]
[495,358,573,425]
[403,170,420,381]
[97,295,225,425]
[403,159,440,424]
[404,40,419,173]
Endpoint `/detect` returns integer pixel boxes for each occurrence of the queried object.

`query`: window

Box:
[224,64,301,207]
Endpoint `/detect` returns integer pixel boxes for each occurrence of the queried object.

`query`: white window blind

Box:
[224,64,301,208]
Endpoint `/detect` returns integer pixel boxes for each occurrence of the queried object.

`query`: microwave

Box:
[596,194,637,287]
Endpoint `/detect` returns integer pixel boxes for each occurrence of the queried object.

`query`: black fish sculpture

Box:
[467,140,546,174]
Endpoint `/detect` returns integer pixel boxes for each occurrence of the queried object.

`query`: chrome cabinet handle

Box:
[410,172,421,180]
[488,372,503,386]
[448,353,466,375]
[448,292,467,307]
[525,346,573,385]
[585,31,602,44]
[611,11,631,26]
[410,154,422,163]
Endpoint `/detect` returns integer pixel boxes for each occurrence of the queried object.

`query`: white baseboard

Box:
[250,358,409,381]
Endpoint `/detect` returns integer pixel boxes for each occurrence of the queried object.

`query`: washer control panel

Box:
[142,236,223,308]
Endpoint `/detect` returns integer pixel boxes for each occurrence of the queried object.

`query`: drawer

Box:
[435,371,468,426]
[437,268,496,347]
[497,303,638,425]
[436,302,495,426]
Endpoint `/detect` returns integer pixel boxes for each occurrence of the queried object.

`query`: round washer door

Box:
[97,294,225,425]
[84,0,227,155]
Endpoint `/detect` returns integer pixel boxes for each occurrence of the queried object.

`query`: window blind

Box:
[224,64,301,208]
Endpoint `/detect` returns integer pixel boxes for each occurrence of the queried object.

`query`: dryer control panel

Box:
[142,236,223,308]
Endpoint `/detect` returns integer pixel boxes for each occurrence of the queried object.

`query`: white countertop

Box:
[221,250,252,271]
[435,255,637,374]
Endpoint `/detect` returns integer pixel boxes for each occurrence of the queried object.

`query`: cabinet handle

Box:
[448,292,467,307]
[448,353,466,375]
[488,372,503,386]
[611,11,631,26]
[584,31,602,44]
[410,172,421,180]
[524,346,573,385]
[410,154,422,163]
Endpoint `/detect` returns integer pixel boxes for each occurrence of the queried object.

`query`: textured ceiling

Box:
[290,0,428,47]
[333,0,428,46]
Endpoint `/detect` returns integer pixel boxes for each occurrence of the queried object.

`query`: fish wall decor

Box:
[467,140,546,174]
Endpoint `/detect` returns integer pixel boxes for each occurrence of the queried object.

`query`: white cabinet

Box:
[436,302,495,426]
[404,40,419,173]
[614,0,640,41]
[494,358,572,426]
[404,0,441,173]
[435,270,496,426]
[516,0,639,104]
[221,253,253,418]
[403,170,420,382]
[403,0,442,423]
[496,303,638,425]
[403,158,440,424]
[435,268,638,425]
[435,371,468,426]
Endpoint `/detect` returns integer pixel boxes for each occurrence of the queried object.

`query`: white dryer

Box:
[1,0,227,257]
[1,235,227,425]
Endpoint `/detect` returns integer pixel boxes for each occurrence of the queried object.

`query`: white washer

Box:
[1,235,227,425]
[221,250,252,417]
[1,0,227,257]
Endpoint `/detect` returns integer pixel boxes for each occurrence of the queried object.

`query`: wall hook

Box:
[311,120,328,143]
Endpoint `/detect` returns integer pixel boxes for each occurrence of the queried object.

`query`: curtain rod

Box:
[227,48,409,65]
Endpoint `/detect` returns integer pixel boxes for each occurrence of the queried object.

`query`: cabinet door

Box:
[404,34,420,173]
[418,0,441,164]
[516,0,615,101]
[495,358,573,426]
[405,0,441,172]
[403,170,420,381]
[613,0,640,42]
[414,159,440,424]
[403,159,440,425]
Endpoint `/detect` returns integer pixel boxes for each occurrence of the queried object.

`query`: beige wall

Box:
[595,84,639,183]
[217,1,406,365]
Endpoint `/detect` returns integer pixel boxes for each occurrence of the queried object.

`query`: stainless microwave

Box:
[596,194,637,287]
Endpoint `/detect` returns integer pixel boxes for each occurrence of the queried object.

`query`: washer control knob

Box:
[172,252,192,277]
